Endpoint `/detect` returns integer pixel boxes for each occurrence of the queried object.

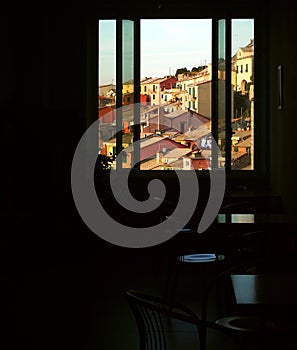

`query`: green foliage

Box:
[175,65,207,77]
[191,65,207,72]
[175,67,188,77]
[234,91,251,116]
[96,154,115,171]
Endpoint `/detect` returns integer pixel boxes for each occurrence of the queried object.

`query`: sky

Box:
[98,19,254,85]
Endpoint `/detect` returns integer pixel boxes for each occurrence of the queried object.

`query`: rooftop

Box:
[163,148,192,159]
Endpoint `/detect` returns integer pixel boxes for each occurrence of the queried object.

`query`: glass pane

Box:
[139,19,212,170]
[98,20,116,169]
[231,19,254,170]
[218,19,226,169]
[122,20,135,168]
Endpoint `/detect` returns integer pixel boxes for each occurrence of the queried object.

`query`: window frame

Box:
[94,9,269,190]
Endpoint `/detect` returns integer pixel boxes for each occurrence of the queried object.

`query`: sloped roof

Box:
[173,121,211,142]
[165,109,186,119]
[163,148,192,159]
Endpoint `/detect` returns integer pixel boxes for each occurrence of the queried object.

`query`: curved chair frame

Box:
[200,255,297,349]
[125,289,245,350]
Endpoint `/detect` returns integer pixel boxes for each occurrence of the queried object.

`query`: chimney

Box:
[156,151,164,162]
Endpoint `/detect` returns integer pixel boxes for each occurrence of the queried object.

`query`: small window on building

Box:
[180,122,185,133]
[122,151,127,163]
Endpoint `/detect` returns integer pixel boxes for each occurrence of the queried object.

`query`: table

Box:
[216,272,297,348]
[215,213,297,255]
[231,273,297,305]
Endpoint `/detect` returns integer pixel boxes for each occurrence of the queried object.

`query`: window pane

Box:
[218,19,226,169]
[139,19,212,170]
[98,20,136,170]
[122,20,135,168]
[231,19,254,170]
[97,18,255,172]
[98,20,116,167]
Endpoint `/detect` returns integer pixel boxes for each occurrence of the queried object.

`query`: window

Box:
[98,18,255,172]
[180,122,185,133]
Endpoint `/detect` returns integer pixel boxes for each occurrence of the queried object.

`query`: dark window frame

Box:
[95,12,269,189]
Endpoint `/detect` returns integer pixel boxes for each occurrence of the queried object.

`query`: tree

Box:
[175,65,207,78]
[175,67,188,77]
[96,154,115,171]
[234,91,251,117]
[191,65,207,73]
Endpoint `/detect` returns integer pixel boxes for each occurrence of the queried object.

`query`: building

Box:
[232,39,254,94]
[98,83,116,96]
[141,76,177,105]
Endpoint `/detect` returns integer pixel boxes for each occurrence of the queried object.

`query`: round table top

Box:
[177,253,225,263]
[216,315,297,333]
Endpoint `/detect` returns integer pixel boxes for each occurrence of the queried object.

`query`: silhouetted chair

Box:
[162,225,266,305]
[163,251,226,305]
[223,229,267,264]
[218,198,272,264]
[153,196,227,303]
[125,289,244,350]
[200,255,297,350]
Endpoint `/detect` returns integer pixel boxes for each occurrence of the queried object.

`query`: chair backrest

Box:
[200,255,297,350]
[125,289,200,350]
[125,289,244,350]
[201,254,297,323]
[220,196,283,214]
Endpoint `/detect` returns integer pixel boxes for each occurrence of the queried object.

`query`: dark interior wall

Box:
[1,9,95,260]
[2,10,87,211]
[268,6,297,215]
[43,14,86,111]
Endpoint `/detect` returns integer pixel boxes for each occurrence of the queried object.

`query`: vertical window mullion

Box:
[116,19,123,169]
[211,18,219,169]
[225,18,232,173]
[133,18,141,169]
